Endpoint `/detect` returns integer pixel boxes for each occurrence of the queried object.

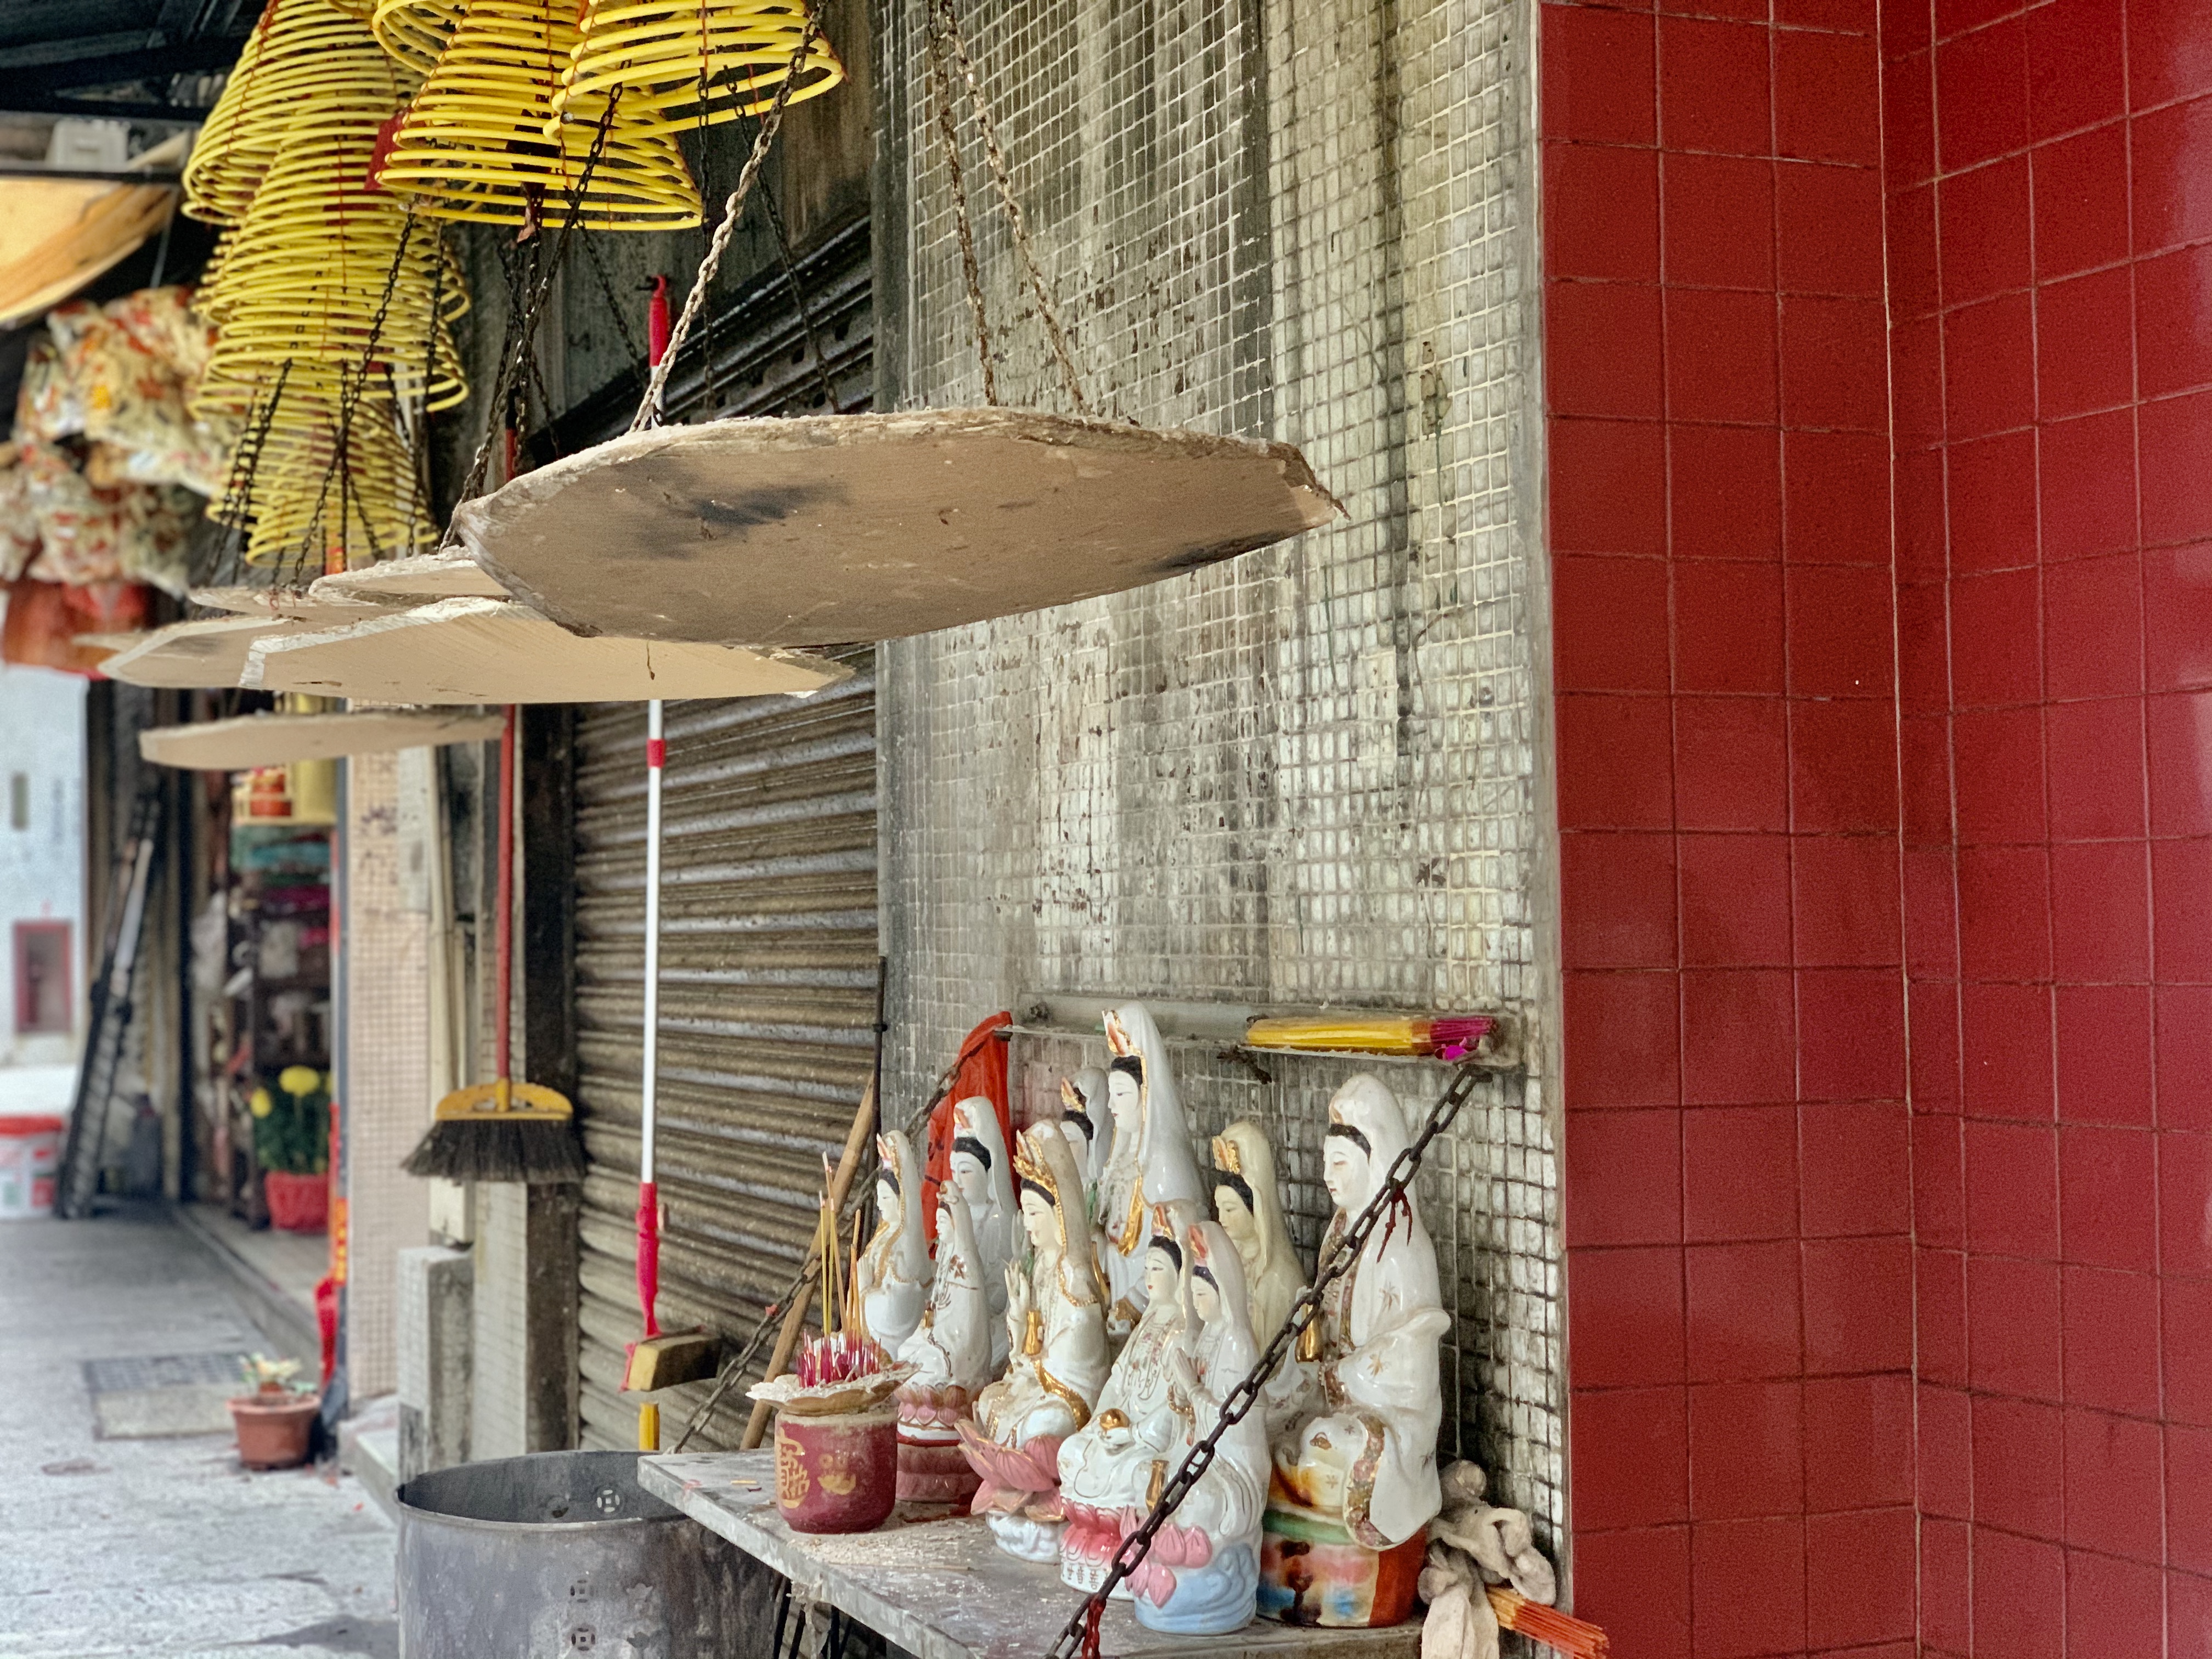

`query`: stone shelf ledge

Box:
[640,1452,1423,1659]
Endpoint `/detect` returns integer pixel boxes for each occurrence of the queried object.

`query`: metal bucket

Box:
[396,1450,769,1658]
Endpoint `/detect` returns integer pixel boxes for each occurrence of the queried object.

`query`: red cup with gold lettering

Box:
[774,1405,898,1533]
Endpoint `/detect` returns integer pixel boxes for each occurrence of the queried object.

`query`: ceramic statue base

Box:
[985,1510,1067,1563]
[1256,1499,1425,1628]
[895,1428,980,1506]
[1132,1536,1260,1637]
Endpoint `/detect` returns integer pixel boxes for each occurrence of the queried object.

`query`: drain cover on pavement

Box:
[83,1351,250,1438]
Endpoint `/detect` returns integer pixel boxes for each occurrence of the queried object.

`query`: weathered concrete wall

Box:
[876,0,1560,1556]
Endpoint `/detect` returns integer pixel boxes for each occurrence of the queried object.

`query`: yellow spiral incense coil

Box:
[555,1,843,137]
[183,0,418,226]
[371,0,467,76]
[219,409,437,568]
[376,0,703,232]
[194,136,471,421]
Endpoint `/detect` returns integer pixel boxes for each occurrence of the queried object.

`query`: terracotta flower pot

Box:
[263,1170,328,1233]
[229,1391,320,1469]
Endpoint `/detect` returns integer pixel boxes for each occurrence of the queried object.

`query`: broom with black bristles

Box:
[403,705,585,1185]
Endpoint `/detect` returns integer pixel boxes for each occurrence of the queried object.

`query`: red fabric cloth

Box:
[921,1011,1011,1245]
[2,578,148,675]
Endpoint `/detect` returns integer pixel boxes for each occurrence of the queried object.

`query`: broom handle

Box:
[741,1074,878,1449]
[494,704,516,1101]
[637,699,665,1339]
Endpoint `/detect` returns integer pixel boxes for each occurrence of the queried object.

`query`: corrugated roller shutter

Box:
[571,660,877,1449]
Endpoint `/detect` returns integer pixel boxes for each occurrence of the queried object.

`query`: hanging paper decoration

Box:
[556,0,844,137]
[375,0,703,232]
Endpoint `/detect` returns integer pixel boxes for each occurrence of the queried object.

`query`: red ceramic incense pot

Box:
[775,1405,898,1533]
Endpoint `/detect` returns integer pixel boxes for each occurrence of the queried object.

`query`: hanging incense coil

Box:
[376,0,703,232]
[195,142,470,419]
[371,0,467,76]
[217,407,437,568]
[183,0,417,226]
[555,1,843,137]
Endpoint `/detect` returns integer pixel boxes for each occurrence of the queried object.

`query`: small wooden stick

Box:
[1486,1586,1608,1659]
[741,1075,878,1449]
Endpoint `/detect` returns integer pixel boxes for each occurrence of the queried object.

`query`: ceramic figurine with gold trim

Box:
[1056,1207,1194,1593]
[1210,1118,1311,1435]
[1096,1002,1205,1337]
[1125,1220,1271,1634]
[1260,1074,1448,1628]
[891,1182,992,1504]
[853,1129,929,1353]
[1057,1065,1111,1215]
[949,1094,1019,1369]
[958,1125,1110,1562]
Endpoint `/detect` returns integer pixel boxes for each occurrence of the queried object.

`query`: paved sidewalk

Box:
[0,1205,396,1658]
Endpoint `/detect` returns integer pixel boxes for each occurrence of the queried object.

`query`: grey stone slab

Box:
[641,1452,1420,1659]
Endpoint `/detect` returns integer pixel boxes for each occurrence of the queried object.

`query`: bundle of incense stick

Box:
[1243,1013,1495,1061]
[1485,1587,1608,1659]
[795,1330,884,1389]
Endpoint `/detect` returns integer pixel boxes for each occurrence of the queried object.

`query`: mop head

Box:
[402,1081,587,1184]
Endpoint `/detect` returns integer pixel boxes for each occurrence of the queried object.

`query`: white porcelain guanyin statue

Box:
[1056,1211,1193,1592]
[853,1130,930,1353]
[1269,1074,1449,1553]
[1126,1220,1270,1635]
[958,1125,1111,1562]
[1058,1065,1111,1216]
[1096,1003,1206,1336]
[892,1186,994,1503]
[950,1094,1019,1370]
[1210,1119,1312,1436]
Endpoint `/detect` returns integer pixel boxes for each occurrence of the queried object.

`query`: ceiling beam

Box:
[10,39,242,95]
[0,95,207,123]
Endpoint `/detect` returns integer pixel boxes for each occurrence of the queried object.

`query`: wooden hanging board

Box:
[451,408,1345,648]
[98,611,366,690]
[310,552,512,603]
[138,709,504,770]
[245,597,851,704]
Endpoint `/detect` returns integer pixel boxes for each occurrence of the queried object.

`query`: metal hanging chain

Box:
[1043,1059,1485,1659]
[453,92,627,511]
[581,230,648,368]
[921,1,995,406]
[628,9,823,434]
[293,203,423,574]
[733,112,842,413]
[929,0,1090,416]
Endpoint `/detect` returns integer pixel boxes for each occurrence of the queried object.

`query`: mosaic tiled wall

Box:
[342,749,432,1401]
[874,0,1562,1564]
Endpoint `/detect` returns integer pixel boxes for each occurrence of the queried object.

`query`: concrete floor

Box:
[0,1205,397,1658]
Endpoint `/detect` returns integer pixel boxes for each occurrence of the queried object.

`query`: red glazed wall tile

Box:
[1570,1525,1692,1659]
[2031,123,2131,281]
[2062,1263,2163,1417]
[1662,151,1775,289]
[2130,0,2212,109]
[1940,153,2032,307]
[1973,1393,2066,1536]
[2055,983,2156,1126]
[1779,164,1887,300]
[1670,422,1782,558]
[1550,417,1667,555]
[2028,0,2126,139]
[2035,695,2141,845]
[1545,143,1662,283]
[1565,1108,1685,1247]
[1973,1527,2065,1659]
[1689,1378,1805,1518]
[1691,1514,1807,1658]
[1543,3,1658,144]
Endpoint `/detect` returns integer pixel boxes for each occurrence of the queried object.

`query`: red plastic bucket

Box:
[0,1115,64,1218]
